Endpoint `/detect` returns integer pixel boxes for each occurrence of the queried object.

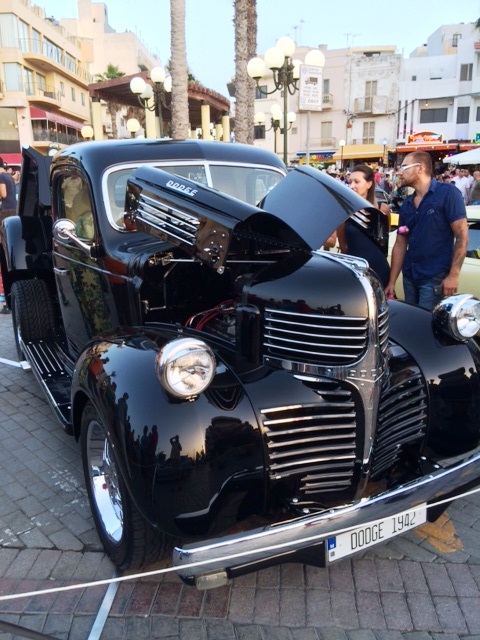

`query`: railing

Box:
[20,38,94,83]
[33,129,81,145]
[25,82,61,102]
[354,95,388,114]
[322,93,334,107]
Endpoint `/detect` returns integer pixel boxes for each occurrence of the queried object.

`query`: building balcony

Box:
[322,93,334,109]
[353,95,388,114]
[21,39,93,85]
[26,83,61,107]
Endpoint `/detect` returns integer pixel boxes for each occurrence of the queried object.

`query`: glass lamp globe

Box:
[276,36,296,58]
[305,49,326,68]
[264,46,284,70]
[247,56,266,79]
[150,66,166,84]
[130,76,146,95]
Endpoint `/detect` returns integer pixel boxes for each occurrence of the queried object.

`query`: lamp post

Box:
[247,36,304,165]
[339,139,346,171]
[381,137,388,166]
[126,118,141,138]
[255,105,296,156]
[129,66,171,138]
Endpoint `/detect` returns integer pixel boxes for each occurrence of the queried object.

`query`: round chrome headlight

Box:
[156,338,216,398]
[433,294,480,341]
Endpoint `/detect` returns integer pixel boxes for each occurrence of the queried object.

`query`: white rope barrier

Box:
[0,484,479,603]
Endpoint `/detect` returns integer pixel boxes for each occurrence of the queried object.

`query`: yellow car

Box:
[388,205,480,300]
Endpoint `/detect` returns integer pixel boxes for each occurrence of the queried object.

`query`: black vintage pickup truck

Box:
[1,138,480,589]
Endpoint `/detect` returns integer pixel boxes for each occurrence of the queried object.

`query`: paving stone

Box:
[352,559,379,592]
[279,587,306,627]
[355,591,386,630]
[228,586,256,623]
[329,561,354,591]
[252,589,279,626]
[380,593,413,631]
[405,592,441,633]
[150,615,179,638]
[375,559,403,592]
[432,596,468,634]
[422,564,455,597]
[234,623,264,640]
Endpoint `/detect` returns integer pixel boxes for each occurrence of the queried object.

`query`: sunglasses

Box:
[398,162,420,172]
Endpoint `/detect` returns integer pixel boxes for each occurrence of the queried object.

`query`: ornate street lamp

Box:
[81,125,94,141]
[126,118,141,138]
[248,36,302,165]
[255,105,296,155]
[381,137,388,166]
[129,66,171,138]
[339,139,346,171]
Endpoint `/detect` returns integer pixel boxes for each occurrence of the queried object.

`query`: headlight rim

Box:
[156,337,216,399]
[433,293,480,341]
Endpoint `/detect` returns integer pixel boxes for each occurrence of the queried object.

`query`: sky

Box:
[39,0,480,96]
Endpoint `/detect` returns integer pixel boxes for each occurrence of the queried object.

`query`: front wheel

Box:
[80,402,170,570]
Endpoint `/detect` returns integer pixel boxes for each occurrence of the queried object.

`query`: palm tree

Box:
[170,0,189,139]
[234,0,257,144]
[95,64,125,139]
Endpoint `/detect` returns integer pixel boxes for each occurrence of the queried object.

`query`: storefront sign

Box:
[406,131,443,144]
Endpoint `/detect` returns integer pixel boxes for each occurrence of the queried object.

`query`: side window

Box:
[58,175,94,241]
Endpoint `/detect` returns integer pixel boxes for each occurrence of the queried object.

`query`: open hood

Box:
[126,164,373,270]
[260,166,376,251]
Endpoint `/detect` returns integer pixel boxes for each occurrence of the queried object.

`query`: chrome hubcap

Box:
[86,419,123,543]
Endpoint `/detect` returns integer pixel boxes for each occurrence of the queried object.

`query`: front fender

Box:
[72,330,265,539]
[388,300,480,454]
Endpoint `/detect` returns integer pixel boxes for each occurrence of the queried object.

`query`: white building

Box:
[396,22,480,166]
[252,22,479,169]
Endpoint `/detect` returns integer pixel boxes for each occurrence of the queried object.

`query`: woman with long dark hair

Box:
[337,164,391,287]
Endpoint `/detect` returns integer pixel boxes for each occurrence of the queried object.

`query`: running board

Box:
[23,339,73,430]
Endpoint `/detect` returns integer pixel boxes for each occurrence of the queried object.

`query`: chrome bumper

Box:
[173,450,480,581]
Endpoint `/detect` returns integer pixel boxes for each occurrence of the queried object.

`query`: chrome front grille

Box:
[263,308,368,366]
[378,307,389,355]
[261,380,357,494]
[371,368,428,479]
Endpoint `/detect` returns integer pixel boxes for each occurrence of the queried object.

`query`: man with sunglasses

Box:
[385,151,468,310]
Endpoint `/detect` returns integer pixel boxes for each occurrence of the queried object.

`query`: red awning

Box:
[0,153,22,167]
[30,107,84,131]
[395,144,458,153]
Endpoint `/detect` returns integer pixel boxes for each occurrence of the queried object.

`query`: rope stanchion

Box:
[0,485,478,605]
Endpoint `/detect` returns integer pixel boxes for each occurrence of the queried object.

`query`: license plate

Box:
[327,503,427,562]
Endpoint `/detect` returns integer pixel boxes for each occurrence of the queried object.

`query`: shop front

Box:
[395,131,478,168]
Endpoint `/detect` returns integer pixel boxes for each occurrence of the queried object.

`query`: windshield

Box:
[103,162,285,229]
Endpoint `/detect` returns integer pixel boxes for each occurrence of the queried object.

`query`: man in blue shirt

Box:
[385,151,468,310]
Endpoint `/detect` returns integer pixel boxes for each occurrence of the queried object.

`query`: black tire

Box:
[11,279,56,359]
[80,402,170,570]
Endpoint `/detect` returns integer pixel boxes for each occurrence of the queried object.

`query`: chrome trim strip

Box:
[173,450,480,579]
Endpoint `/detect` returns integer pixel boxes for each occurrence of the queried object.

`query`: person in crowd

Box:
[463,167,474,203]
[0,158,17,220]
[385,152,468,310]
[470,170,480,205]
[451,167,469,204]
[336,164,391,287]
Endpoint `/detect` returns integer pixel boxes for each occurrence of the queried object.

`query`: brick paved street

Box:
[0,310,479,640]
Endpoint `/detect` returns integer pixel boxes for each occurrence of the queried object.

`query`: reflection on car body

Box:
[1,138,480,590]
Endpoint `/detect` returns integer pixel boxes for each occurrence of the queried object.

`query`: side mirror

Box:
[53,218,95,255]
